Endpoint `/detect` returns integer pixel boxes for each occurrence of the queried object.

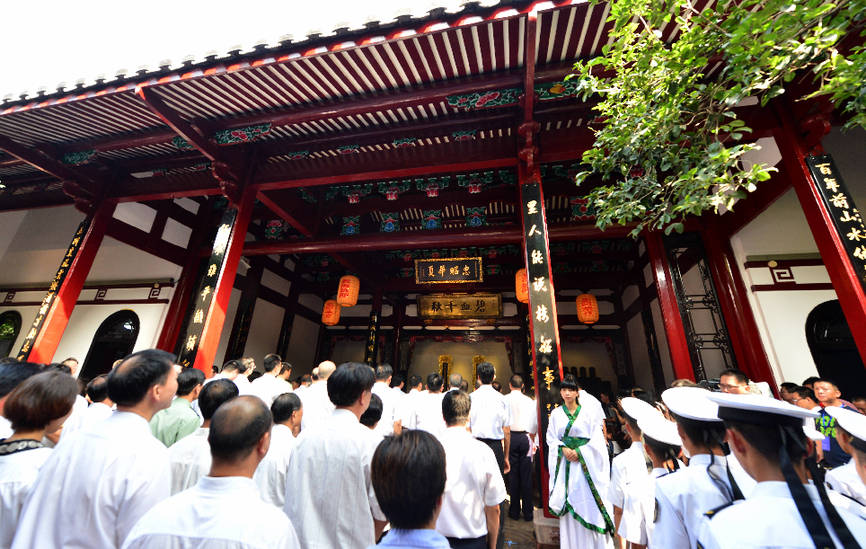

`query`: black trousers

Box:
[507,431,533,520]
[477,437,506,549]
[447,535,487,548]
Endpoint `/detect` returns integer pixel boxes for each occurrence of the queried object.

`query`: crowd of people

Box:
[1,352,866,549]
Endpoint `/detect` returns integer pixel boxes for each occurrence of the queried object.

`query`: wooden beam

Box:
[0,134,96,188]
[135,87,223,164]
[105,218,187,266]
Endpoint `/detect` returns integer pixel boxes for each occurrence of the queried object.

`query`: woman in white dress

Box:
[0,369,79,548]
[547,374,614,549]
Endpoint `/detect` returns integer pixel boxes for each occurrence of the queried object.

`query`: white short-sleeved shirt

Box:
[436,426,507,539]
[469,385,510,440]
[122,476,300,549]
[12,412,171,549]
[250,374,293,405]
[0,442,51,549]
[253,424,296,507]
[168,427,211,495]
[298,381,335,431]
[826,461,866,506]
[372,381,398,437]
[504,390,538,434]
[284,409,385,549]
[412,391,447,437]
[609,441,647,510]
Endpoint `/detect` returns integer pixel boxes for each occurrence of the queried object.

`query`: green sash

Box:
[548,405,615,536]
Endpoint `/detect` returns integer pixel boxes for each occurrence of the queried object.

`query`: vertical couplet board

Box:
[364,311,380,366]
[518,176,564,515]
[176,208,237,369]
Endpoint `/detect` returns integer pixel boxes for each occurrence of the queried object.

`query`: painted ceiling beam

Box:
[0,134,97,188]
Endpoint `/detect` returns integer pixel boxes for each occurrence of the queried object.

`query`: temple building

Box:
[0,0,864,494]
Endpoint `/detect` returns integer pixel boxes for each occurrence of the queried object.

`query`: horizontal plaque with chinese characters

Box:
[417,293,501,319]
[806,154,866,290]
[415,257,483,284]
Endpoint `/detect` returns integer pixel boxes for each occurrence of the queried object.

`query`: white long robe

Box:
[546,403,613,549]
[0,443,51,549]
[12,411,170,549]
[284,408,385,549]
[253,423,296,507]
[122,476,300,549]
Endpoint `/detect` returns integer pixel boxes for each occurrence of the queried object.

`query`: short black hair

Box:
[199,379,239,420]
[271,392,301,424]
[263,354,282,373]
[0,362,44,398]
[813,378,839,390]
[209,396,272,463]
[375,364,393,381]
[176,368,205,397]
[670,412,727,451]
[802,376,820,386]
[300,374,312,384]
[107,349,176,407]
[327,362,375,407]
[791,386,817,402]
[426,373,443,393]
[221,360,242,373]
[86,375,110,402]
[725,420,808,464]
[442,390,471,426]
[279,362,293,376]
[477,362,495,384]
[510,374,524,389]
[408,374,422,389]
[390,372,404,389]
[372,430,446,529]
[4,371,79,431]
[719,369,749,385]
[361,393,383,428]
[47,363,72,376]
[492,380,502,393]
[780,382,799,392]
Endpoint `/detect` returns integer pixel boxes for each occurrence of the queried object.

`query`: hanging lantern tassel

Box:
[322,299,341,326]
[576,293,599,324]
[515,269,529,304]
[336,275,360,307]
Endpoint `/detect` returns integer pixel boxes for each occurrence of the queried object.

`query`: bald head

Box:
[208,396,272,464]
[318,360,337,380]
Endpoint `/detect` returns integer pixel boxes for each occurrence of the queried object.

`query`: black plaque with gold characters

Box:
[417,293,501,319]
[176,208,237,367]
[363,311,379,366]
[415,257,483,284]
[806,154,866,289]
[17,220,90,360]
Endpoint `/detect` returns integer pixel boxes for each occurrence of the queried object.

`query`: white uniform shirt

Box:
[298,381,335,431]
[122,476,300,549]
[12,412,170,549]
[469,385,510,440]
[609,441,647,511]
[504,390,538,434]
[826,461,866,506]
[284,408,385,549]
[436,426,507,539]
[412,391,447,437]
[371,381,397,437]
[652,453,742,549]
[0,444,51,549]
[697,481,866,548]
[253,424,296,507]
[63,402,114,439]
[168,427,211,495]
[249,374,292,405]
[398,389,424,428]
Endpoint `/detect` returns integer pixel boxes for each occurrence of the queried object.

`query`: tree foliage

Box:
[571,0,866,236]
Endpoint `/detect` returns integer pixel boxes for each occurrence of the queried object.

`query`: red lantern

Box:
[576,293,599,324]
[336,275,360,307]
[322,300,341,326]
[515,269,529,304]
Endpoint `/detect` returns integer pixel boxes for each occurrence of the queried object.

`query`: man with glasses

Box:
[718,369,750,395]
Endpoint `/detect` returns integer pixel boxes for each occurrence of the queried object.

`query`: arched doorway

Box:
[80,310,140,383]
[0,311,22,358]
[805,300,866,399]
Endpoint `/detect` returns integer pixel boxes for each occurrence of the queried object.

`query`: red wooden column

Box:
[644,231,695,380]
[19,200,117,363]
[175,186,255,375]
[702,221,777,388]
[773,110,866,365]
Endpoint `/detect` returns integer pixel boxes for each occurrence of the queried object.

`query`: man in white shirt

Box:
[504,374,538,522]
[437,390,507,549]
[74,374,114,430]
[412,373,447,436]
[0,361,45,439]
[826,406,866,506]
[372,364,399,437]
[250,353,293,405]
[12,349,179,549]
[448,373,463,392]
[298,360,336,431]
[284,362,387,548]
[169,378,239,494]
[123,396,300,549]
[397,374,424,429]
[254,392,302,507]
[207,359,252,394]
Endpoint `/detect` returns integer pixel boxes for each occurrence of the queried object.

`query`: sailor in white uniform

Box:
[652,387,756,549]
[697,392,866,549]
[825,406,866,506]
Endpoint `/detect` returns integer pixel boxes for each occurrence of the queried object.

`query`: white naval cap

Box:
[802,418,825,442]
[826,406,866,444]
[638,413,682,446]
[704,392,819,425]
[661,386,722,422]
[620,396,662,423]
